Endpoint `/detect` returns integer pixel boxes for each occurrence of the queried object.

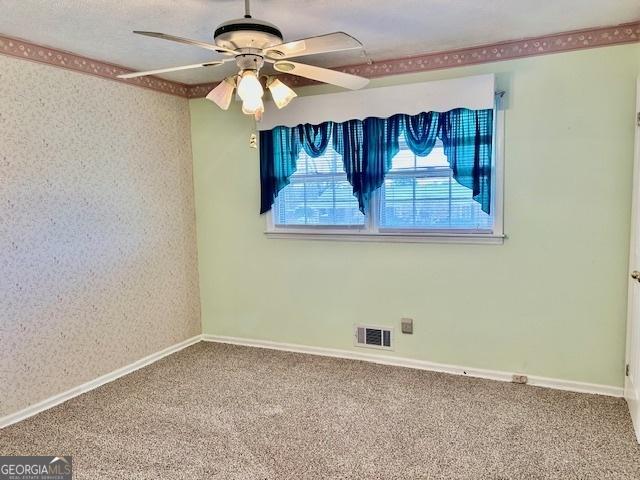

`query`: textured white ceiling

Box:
[2,0,639,84]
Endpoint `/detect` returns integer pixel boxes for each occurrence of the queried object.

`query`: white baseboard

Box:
[202,334,623,398]
[2,333,622,430]
[0,335,203,430]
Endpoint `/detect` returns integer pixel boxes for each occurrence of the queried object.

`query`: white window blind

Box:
[273,144,365,227]
[379,140,492,231]
[271,139,492,232]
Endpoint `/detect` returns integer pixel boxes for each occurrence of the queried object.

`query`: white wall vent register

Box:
[355,325,393,350]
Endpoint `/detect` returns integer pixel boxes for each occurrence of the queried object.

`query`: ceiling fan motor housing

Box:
[214,18,284,52]
[235,53,264,72]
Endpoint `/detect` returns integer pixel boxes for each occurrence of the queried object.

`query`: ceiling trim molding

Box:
[2,20,639,99]
[186,20,640,98]
[0,34,191,97]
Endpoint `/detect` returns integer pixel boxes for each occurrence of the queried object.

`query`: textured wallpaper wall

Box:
[0,54,201,417]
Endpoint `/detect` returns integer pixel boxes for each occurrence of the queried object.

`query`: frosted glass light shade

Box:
[267,78,297,109]
[237,70,264,103]
[205,77,236,110]
[242,96,264,116]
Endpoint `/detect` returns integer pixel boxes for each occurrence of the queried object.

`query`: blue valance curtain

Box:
[259,108,493,215]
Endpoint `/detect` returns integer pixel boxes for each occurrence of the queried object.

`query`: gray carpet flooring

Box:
[1,342,639,479]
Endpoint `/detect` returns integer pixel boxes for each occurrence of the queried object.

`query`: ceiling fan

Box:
[118,0,369,118]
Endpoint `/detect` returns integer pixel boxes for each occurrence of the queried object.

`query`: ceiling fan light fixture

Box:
[241,96,264,116]
[205,76,237,110]
[267,77,297,109]
[237,70,264,103]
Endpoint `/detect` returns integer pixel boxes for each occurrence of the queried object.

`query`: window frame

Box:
[265,94,505,245]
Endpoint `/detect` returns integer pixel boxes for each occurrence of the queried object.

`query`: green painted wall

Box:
[190,44,640,387]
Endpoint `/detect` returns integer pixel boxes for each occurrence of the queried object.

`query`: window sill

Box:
[264,231,506,245]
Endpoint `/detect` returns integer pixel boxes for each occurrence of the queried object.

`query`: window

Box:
[266,110,504,244]
[273,144,364,228]
[379,140,492,232]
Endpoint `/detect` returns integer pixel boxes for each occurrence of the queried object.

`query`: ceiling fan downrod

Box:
[244,0,251,19]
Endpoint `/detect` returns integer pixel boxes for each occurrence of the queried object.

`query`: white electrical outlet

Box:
[512,374,528,384]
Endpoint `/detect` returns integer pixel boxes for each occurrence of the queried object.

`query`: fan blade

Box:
[133,31,236,55]
[265,32,362,59]
[273,61,369,90]
[117,61,223,79]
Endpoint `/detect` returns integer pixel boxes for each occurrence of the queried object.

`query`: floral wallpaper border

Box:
[187,20,640,96]
[0,34,191,97]
[1,20,639,99]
